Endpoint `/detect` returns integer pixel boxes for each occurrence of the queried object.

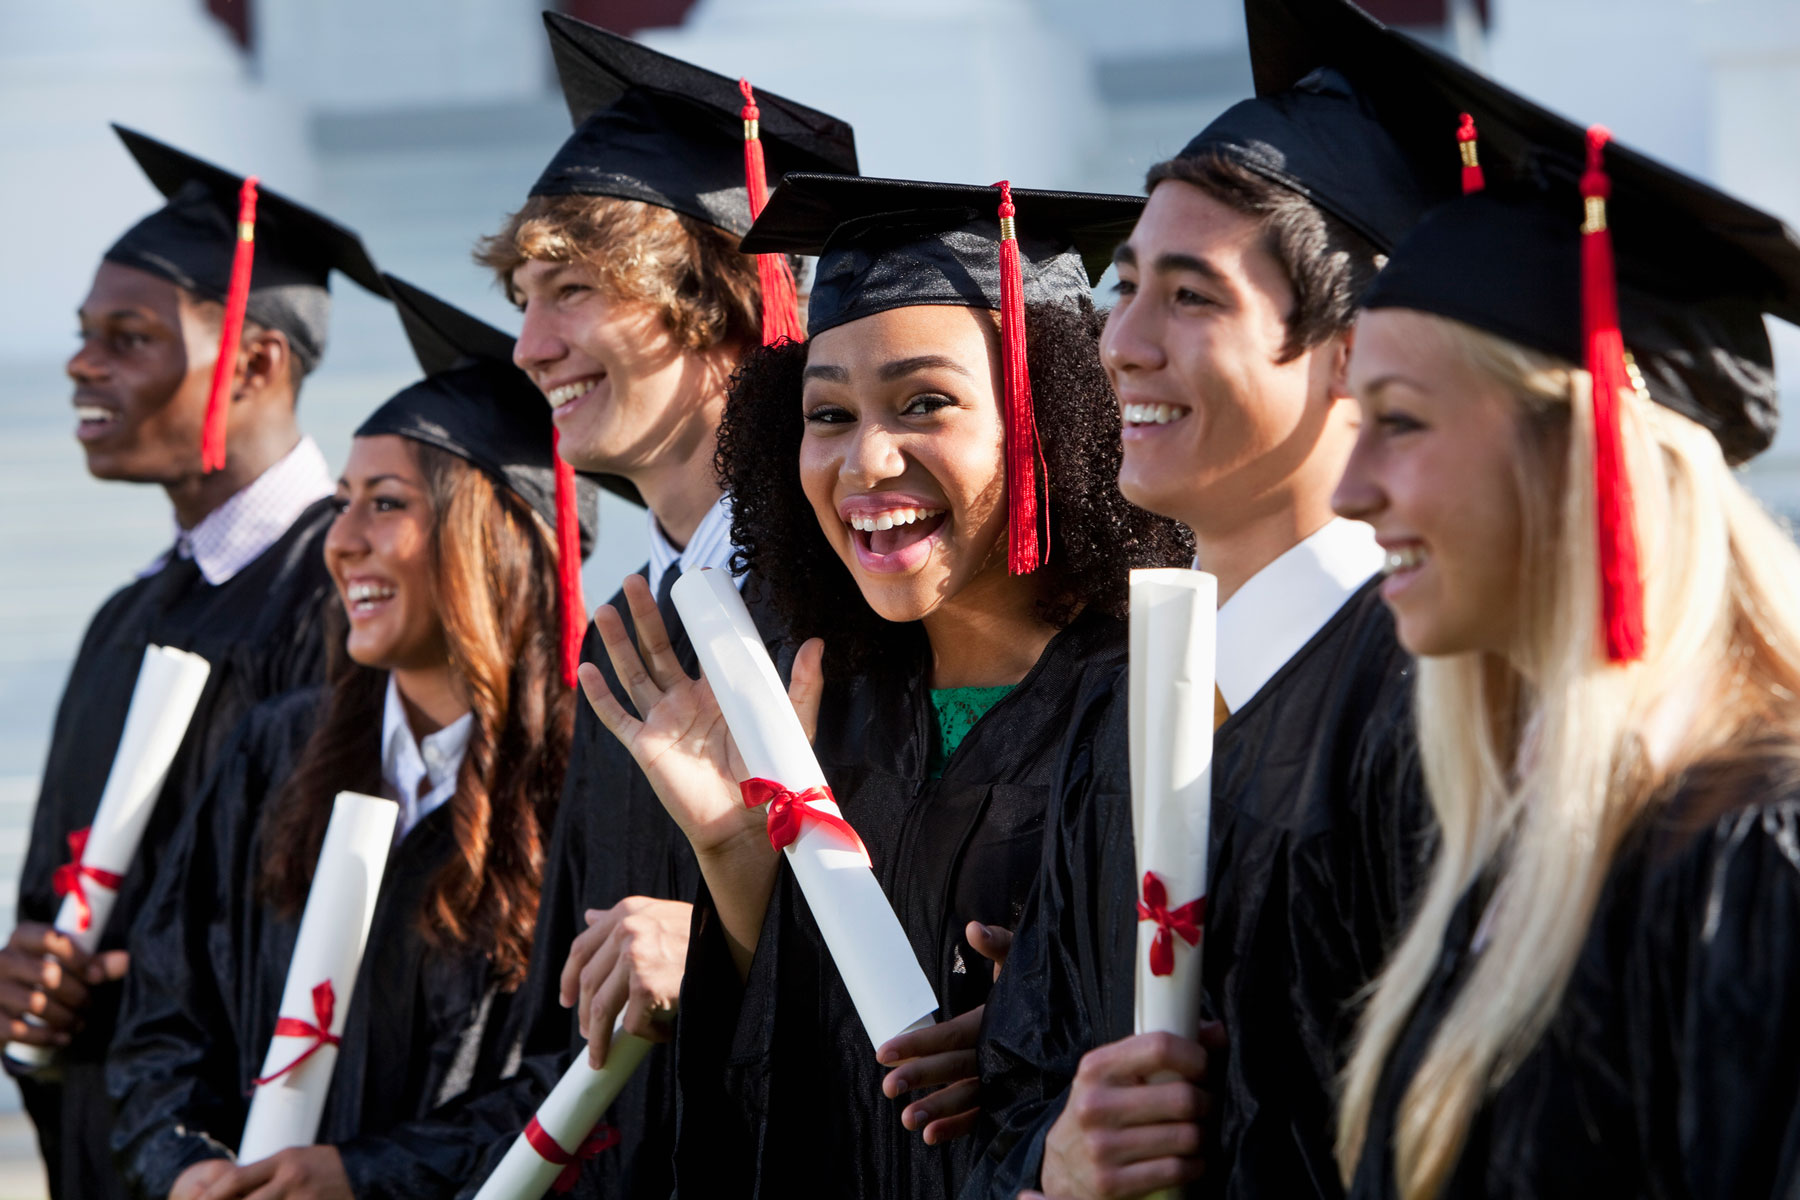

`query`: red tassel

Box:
[1580,127,1645,663]
[994,181,1045,575]
[740,79,805,347]
[202,176,259,473]
[552,430,587,688]
[1456,112,1486,195]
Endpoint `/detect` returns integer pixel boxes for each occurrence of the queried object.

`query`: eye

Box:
[328,496,350,515]
[902,394,955,417]
[1112,277,1138,298]
[112,331,149,352]
[558,282,590,303]
[1376,411,1426,435]
[1172,287,1214,309]
[803,403,853,425]
[373,495,407,513]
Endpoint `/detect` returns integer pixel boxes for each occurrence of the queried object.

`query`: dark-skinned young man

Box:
[3,126,385,1200]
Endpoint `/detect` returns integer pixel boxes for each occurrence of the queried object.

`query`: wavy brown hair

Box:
[260,442,574,987]
[718,298,1196,673]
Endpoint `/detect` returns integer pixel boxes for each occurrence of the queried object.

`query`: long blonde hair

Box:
[1335,313,1800,1197]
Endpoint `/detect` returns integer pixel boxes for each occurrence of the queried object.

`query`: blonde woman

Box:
[1328,119,1800,1200]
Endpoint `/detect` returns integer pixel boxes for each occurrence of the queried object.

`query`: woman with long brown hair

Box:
[105,279,602,1200]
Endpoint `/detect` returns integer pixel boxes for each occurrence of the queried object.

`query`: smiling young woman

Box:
[580,174,1190,1200]
[106,283,596,1200]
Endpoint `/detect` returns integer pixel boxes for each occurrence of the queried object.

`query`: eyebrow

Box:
[879,355,973,382]
[335,472,416,489]
[1151,251,1232,288]
[802,363,848,383]
[1359,374,1429,400]
[76,307,158,324]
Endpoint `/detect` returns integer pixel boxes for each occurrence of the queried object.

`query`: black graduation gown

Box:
[1349,749,1800,1200]
[972,579,1427,1200]
[107,685,520,1199]
[13,498,335,1200]
[433,565,776,1200]
[672,609,1130,1200]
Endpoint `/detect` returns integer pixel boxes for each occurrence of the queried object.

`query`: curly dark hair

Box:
[717,298,1194,673]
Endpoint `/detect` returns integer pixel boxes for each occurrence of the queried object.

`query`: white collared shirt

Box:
[380,674,474,842]
[140,437,334,585]
[1212,517,1384,713]
[646,493,744,590]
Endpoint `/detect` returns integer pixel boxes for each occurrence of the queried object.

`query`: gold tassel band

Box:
[1458,141,1479,169]
[999,215,1016,241]
[238,221,256,242]
[1582,196,1607,235]
[743,118,759,140]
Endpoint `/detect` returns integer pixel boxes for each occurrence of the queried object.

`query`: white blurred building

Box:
[0,0,1796,1130]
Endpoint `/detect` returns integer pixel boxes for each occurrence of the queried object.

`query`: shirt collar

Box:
[647,493,744,589]
[1213,517,1383,712]
[149,438,334,584]
[380,674,474,840]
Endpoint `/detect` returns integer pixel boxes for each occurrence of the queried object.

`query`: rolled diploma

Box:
[471,1017,653,1200]
[672,567,938,1047]
[1130,569,1217,1200]
[236,791,397,1164]
[6,645,212,1067]
[1129,568,1217,1040]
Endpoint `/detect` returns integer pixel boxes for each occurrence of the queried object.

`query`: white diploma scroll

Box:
[236,791,397,1164]
[1129,569,1218,1042]
[1130,569,1218,1200]
[471,1018,654,1200]
[672,567,939,1047]
[6,645,212,1068]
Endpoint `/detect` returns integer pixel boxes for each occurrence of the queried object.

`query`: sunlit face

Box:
[1103,179,1342,531]
[799,305,1012,624]
[324,436,448,671]
[66,261,217,482]
[510,258,725,476]
[1333,309,1528,657]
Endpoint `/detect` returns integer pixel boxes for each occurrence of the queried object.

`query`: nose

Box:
[1331,426,1386,523]
[323,500,369,575]
[841,419,908,491]
[67,336,108,385]
[513,298,566,377]
[1100,293,1165,376]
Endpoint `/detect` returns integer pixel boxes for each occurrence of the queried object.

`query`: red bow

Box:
[739,778,870,866]
[1136,872,1204,977]
[52,827,125,933]
[525,1117,620,1193]
[253,980,341,1086]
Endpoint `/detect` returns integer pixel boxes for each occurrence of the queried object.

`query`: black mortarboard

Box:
[529,13,859,237]
[359,277,637,685]
[742,173,1144,575]
[104,125,385,377]
[739,173,1143,338]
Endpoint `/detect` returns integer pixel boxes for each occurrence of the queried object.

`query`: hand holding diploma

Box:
[5,644,211,1067]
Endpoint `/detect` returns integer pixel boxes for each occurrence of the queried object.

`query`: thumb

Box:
[87,950,130,985]
[789,639,826,744]
[967,922,1013,972]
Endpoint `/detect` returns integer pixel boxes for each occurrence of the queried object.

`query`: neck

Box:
[164,416,301,531]
[920,568,1061,689]
[392,664,470,739]
[1190,498,1338,607]
[633,425,725,551]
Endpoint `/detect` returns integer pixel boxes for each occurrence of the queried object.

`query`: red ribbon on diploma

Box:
[1137,871,1204,977]
[253,980,341,1085]
[52,827,125,933]
[524,1118,620,1194]
[739,778,871,866]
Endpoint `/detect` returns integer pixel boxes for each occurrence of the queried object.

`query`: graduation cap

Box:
[531,13,861,345]
[1343,13,1800,662]
[741,172,1145,575]
[357,276,637,686]
[104,125,386,473]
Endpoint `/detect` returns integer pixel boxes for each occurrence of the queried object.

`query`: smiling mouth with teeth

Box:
[1122,402,1191,426]
[846,507,947,557]
[544,378,603,409]
[345,581,398,611]
[1383,546,1427,575]
[75,406,117,424]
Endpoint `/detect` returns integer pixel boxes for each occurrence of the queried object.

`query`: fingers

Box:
[87,949,130,986]
[0,978,82,1038]
[900,1076,980,1132]
[197,1161,267,1200]
[620,573,688,692]
[788,639,826,744]
[578,660,641,749]
[559,911,618,1009]
[878,1005,983,1067]
[967,922,1013,977]
[1069,1076,1209,1134]
[591,601,664,722]
[921,1105,981,1147]
[1196,1019,1227,1055]
[883,1048,978,1098]
[170,1159,237,1200]
[576,927,624,1043]
[586,965,628,1067]
[1076,1031,1209,1087]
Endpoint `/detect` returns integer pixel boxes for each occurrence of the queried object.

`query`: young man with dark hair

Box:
[968,12,1453,1197]
[2,127,383,1200]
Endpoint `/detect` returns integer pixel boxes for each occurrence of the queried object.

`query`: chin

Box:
[852,579,939,626]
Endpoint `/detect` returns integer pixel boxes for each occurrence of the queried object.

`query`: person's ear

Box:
[237,326,293,401]
[1326,326,1357,405]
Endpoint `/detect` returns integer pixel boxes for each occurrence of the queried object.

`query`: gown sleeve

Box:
[968,676,1136,1198]
[1632,798,1800,1197]
[106,712,270,1197]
